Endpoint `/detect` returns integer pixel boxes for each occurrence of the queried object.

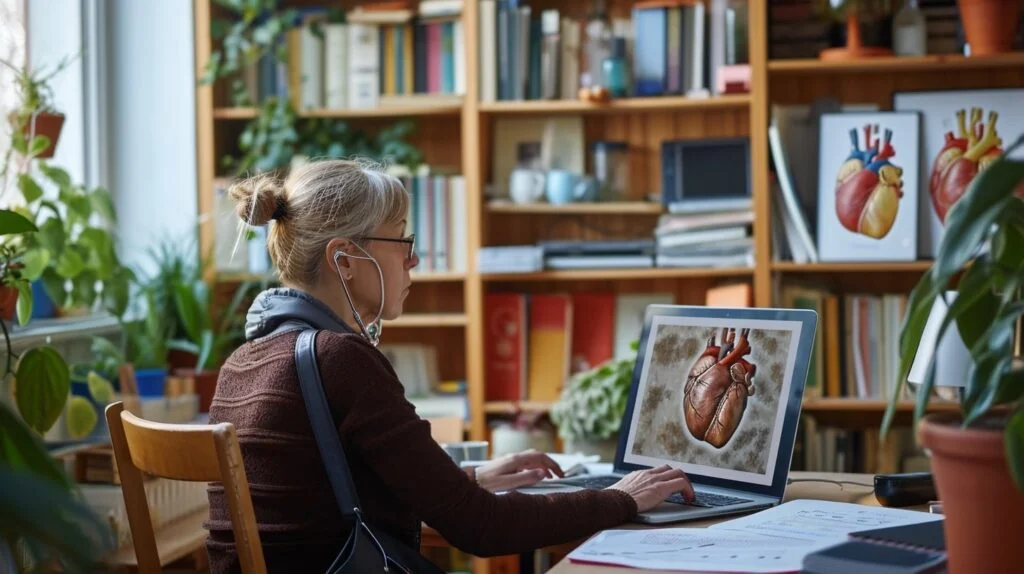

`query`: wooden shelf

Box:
[213,103,462,120]
[802,398,959,412]
[484,401,555,414]
[482,267,754,282]
[772,261,933,273]
[385,313,468,328]
[215,271,464,283]
[478,94,750,114]
[411,271,467,282]
[768,52,1024,73]
[802,398,960,427]
[487,201,664,214]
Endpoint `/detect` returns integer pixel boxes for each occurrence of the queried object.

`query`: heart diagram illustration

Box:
[929,108,1024,223]
[683,328,756,449]
[834,123,904,239]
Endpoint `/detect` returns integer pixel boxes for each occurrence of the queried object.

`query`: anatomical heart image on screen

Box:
[816,111,920,262]
[630,324,792,475]
[894,88,1024,258]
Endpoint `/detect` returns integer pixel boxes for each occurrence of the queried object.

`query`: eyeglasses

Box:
[358,234,417,261]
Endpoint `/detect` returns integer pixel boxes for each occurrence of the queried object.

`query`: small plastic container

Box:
[591,141,630,201]
[135,368,167,397]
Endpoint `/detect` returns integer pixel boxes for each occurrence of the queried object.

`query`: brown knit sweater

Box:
[205,327,637,573]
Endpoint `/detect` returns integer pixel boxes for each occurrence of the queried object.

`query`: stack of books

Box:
[238,0,465,110]
[539,239,656,270]
[653,210,754,268]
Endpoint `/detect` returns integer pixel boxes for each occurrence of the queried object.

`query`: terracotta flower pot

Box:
[174,368,220,413]
[10,111,65,158]
[918,412,1024,573]
[957,0,1021,55]
[167,349,200,372]
[0,286,17,322]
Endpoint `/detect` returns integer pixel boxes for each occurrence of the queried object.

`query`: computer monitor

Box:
[616,305,818,500]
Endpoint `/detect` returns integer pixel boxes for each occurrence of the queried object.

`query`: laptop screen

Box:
[621,310,808,488]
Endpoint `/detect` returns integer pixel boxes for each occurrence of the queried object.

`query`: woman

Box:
[205,159,694,573]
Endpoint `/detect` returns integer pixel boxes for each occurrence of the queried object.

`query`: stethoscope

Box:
[333,244,385,347]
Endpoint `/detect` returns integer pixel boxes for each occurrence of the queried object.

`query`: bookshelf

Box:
[194,0,1024,514]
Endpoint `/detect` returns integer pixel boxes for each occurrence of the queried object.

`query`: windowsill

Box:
[7,313,121,348]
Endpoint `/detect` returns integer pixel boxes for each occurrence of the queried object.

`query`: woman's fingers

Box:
[514,451,565,478]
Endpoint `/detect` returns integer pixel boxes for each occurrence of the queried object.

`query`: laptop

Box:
[544,304,817,524]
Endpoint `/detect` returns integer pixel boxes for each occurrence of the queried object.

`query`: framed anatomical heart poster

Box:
[816,111,921,262]
[894,88,1024,258]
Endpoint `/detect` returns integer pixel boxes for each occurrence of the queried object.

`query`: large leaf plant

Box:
[883,134,1024,490]
[1,212,114,572]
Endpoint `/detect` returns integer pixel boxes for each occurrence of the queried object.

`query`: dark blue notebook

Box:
[802,540,946,574]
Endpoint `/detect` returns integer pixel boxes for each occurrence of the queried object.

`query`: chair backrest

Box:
[105,401,266,574]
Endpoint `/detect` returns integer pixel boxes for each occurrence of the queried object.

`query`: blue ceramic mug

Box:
[546,170,593,205]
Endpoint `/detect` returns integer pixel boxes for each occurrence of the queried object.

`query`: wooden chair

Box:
[105,401,266,574]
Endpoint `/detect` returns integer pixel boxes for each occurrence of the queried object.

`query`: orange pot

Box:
[957,0,1022,55]
[10,111,65,158]
[919,412,1024,573]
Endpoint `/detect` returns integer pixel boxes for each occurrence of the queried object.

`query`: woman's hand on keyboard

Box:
[472,449,565,492]
[607,465,695,512]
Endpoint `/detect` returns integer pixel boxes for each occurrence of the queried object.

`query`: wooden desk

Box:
[547,471,891,574]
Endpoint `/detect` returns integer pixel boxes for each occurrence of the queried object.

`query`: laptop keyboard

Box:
[556,475,752,508]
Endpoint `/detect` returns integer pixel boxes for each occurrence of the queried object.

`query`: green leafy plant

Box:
[200,0,298,106]
[0,210,37,326]
[550,342,638,442]
[122,287,173,371]
[9,162,132,317]
[223,96,299,175]
[170,277,254,373]
[883,134,1024,489]
[0,404,115,572]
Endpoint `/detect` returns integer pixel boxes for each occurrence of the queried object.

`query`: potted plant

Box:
[884,134,1024,572]
[121,287,173,398]
[8,161,132,319]
[550,343,637,461]
[0,210,37,324]
[0,56,73,160]
[957,0,1022,56]
[813,0,895,60]
[170,278,253,412]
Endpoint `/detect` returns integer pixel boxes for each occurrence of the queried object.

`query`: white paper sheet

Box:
[568,529,812,573]
[710,499,944,545]
[567,500,943,573]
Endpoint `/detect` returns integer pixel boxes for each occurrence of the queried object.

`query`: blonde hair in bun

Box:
[228,159,409,287]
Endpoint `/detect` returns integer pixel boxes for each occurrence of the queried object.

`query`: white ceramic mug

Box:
[509,168,546,204]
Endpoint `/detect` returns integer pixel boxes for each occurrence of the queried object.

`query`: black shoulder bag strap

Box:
[292,328,445,574]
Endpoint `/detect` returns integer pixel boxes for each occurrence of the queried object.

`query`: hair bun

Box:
[228,174,287,226]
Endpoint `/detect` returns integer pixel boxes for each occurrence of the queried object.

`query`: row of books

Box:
[791,421,928,475]
[237,1,466,110]
[780,285,961,402]
[478,0,745,102]
[484,292,674,403]
[397,170,469,274]
[483,283,751,403]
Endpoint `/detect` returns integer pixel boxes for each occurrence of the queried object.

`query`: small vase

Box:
[918,412,1024,573]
